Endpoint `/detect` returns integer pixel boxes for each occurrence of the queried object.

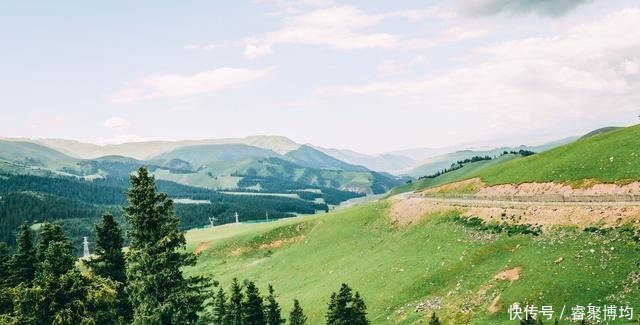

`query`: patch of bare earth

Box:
[465,205,640,228]
[258,235,305,249]
[494,266,522,283]
[477,181,640,197]
[423,178,485,195]
[482,267,522,314]
[388,196,457,225]
[194,241,211,254]
[398,178,640,227]
[228,247,250,257]
[488,294,502,313]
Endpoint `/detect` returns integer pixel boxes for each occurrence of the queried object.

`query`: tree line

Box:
[0,172,338,249]
[0,167,371,325]
[419,150,536,180]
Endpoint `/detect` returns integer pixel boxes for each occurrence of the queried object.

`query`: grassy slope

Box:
[185,204,640,324]
[391,125,640,195]
[477,125,640,186]
[389,155,517,195]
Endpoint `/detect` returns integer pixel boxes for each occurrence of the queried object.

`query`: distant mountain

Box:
[149,143,399,194]
[0,138,402,195]
[285,145,369,172]
[23,135,300,160]
[387,146,462,161]
[579,126,622,139]
[151,144,281,168]
[314,147,417,174]
[403,136,578,178]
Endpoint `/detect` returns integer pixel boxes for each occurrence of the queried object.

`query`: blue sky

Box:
[1,0,639,153]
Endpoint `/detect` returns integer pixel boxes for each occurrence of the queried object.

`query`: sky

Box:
[1,0,639,154]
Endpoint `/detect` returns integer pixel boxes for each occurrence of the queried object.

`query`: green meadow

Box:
[185,203,640,324]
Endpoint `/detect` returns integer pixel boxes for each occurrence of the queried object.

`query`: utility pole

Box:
[208,216,218,228]
[83,236,90,258]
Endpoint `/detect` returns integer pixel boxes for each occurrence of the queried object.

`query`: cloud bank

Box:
[111,67,272,102]
[318,8,640,133]
[459,0,592,17]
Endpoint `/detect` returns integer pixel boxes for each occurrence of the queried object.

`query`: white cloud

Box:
[103,117,130,130]
[621,59,639,76]
[243,5,482,59]
[253,0,334,16]
[376,55,429,76]
[244,43,273,60]
[110,67,272,102]
[459,0,592,17]
[318,8,640,131]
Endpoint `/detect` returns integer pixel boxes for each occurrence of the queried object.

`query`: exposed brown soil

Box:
[477,180,640,197]
[423,178,485,195]
[423,177,640,198]
[194,241,211,254]
[494,267,522,283]
[488,294,502,314]
[389,196,640,228]
[388,197,457,225]
[386,178,640,227]
[465,205,640,227]
[258,235,305,249]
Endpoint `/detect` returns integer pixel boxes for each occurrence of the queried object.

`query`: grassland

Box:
[185,203,640,324]
[389,155,517,196]
[393,125,640,195]
[478,125,640,186]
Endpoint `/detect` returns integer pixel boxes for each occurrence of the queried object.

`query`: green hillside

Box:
[285,145,369,172]
[477,125,640,186]
[403,136,576,179]
[151,144,281,167]
[0,140,78,171]
[186,203,640,324]
[391,125,640,195]
[389,155,518,196]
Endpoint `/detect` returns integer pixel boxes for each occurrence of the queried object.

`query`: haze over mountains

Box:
[1,132,583,177]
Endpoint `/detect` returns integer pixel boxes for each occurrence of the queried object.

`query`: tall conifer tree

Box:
[86,213,131,322]
[243,280,265,325]
[289,299,308,325]
[265,284,285,325]
[225,278,244,325]
[124,167,207,325]
[9,222,36,286]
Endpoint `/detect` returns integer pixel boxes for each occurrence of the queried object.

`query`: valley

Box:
[1,125,639,324]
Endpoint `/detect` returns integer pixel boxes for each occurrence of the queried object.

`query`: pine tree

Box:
[351,292,369,325]
[429,312,441,325]
[520,316,538,325]
[326,292,339,325]
[124,167,208,325]
[326,284,351,325]
[35,222,71,264]
[289,299,308,325]
[86,213,131,322]
[0,242,10,288]
[326,284,370,325]
[211,287,227,325]
[8,222,36,286]
[265,284,285,325]
[243,280,265,325]
[225,278,244,325]
[86,213,126,282]
[15,240,121,325]
[0,242,12,314]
